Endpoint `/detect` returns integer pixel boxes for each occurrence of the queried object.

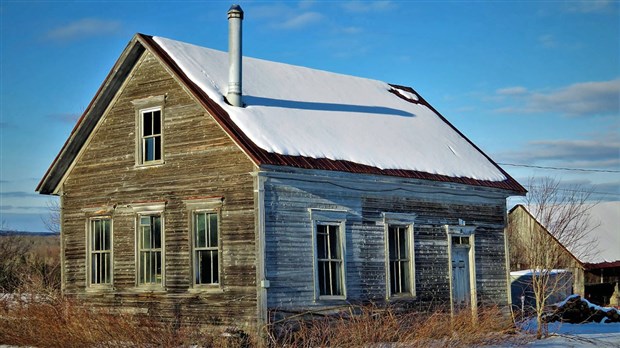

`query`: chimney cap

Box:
[228,4,244,19]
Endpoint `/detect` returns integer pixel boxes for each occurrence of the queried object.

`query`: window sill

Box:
[85,285,115,293]
[135,161,165,169]
[129,286,167,294]
[188,286,224,294]
[388,293,416,301]
[316,295,347,301]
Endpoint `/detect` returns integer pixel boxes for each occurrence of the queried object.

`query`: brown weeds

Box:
[267,304,515,348]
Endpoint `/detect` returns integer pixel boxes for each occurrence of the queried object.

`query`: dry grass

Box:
[0,291,250,348]
[267,304,518,348]
[0,295,522,347]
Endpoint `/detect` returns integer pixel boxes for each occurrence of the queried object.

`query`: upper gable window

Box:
[141,108,162,163]
[132,95,165,166]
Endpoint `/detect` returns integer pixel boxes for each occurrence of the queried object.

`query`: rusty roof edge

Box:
[388,83,526,195]
[37,36,146,195]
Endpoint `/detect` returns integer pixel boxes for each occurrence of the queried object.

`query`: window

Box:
[310,209,347,300]
[140,108,162,163]
[88,218,112,285]
[316,224,344,297]
[132,95,165,166]
[193,211,220,285]
[138,215,163,285]
[387,225,413,296]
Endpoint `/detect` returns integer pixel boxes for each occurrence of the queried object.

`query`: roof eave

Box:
[36,35,147,195]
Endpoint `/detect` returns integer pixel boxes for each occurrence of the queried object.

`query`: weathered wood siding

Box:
[262,168,511,311]
[60,50,257,329]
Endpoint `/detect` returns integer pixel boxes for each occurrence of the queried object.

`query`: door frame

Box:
[445,224,477,317]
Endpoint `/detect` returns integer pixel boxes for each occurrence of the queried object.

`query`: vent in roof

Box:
[227,4,244,107]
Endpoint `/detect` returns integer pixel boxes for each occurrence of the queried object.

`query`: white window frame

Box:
[383,212,417,299]
[309,209,347,301]
[131,95,165,167]
[192,210,221,287]
[86,217,113,288]
[185,198,224,291]
[131,202,166,289]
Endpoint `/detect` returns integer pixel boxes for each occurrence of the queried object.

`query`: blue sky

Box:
[1,1,618,232]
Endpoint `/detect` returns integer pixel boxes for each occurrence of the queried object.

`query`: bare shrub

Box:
[0,234,60,293]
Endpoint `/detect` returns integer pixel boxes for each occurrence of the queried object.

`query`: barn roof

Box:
[37,34,526,195]
[509,202,620,266]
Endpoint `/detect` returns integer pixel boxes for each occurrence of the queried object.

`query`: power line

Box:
[525,185,620,197]
[498,163,620,174]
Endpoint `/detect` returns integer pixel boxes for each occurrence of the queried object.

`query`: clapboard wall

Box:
[60,50,258,329]
[261,168,511,312]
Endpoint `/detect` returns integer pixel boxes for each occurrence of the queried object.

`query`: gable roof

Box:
[509,204,584,268]
[37,33,526,195]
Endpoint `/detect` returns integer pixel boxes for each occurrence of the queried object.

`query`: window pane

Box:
[208,213,218,247]
[142,225,151,249]
[103,220,110,251]
[152,216,161,249]
[388,227,396,259]
[143,112,153,136]
[330,261,342,295]
[400,260,409,292]
[195,213,206,248]
[104,253,111,284]
[93,221,101,251]
[390,261,397,294]
[91,253,99,284]
[211,250,219,284]
[144,138,155,162]
[318,261,327,295]
[153,251,161,283]
[154,136,161,161]
[317,225,326,259]
[398,228,407,258]
[153,110,161,134]
[328,225,340,259]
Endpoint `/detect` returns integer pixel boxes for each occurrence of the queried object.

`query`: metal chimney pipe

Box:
[227,4,243,107]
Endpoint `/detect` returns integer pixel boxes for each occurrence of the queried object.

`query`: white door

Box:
[451,245,470,308]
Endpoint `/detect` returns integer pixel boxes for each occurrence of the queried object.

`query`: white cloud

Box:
[494,79,620,117]
[565,0,615,13]
[497,86,528,96]
[497,134,620,170]
[277,12,324,29]
[538,34,557,48]
[45,18,122,42]
[341,1,395,13]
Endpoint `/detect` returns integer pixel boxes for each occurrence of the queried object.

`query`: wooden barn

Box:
[37,5,525,335]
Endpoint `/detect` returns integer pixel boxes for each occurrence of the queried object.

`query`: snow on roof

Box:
[153,36,507,182]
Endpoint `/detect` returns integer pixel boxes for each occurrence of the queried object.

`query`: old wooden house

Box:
[37,5,525,334]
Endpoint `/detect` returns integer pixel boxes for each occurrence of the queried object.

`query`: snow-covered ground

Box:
[520,320,620,347]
